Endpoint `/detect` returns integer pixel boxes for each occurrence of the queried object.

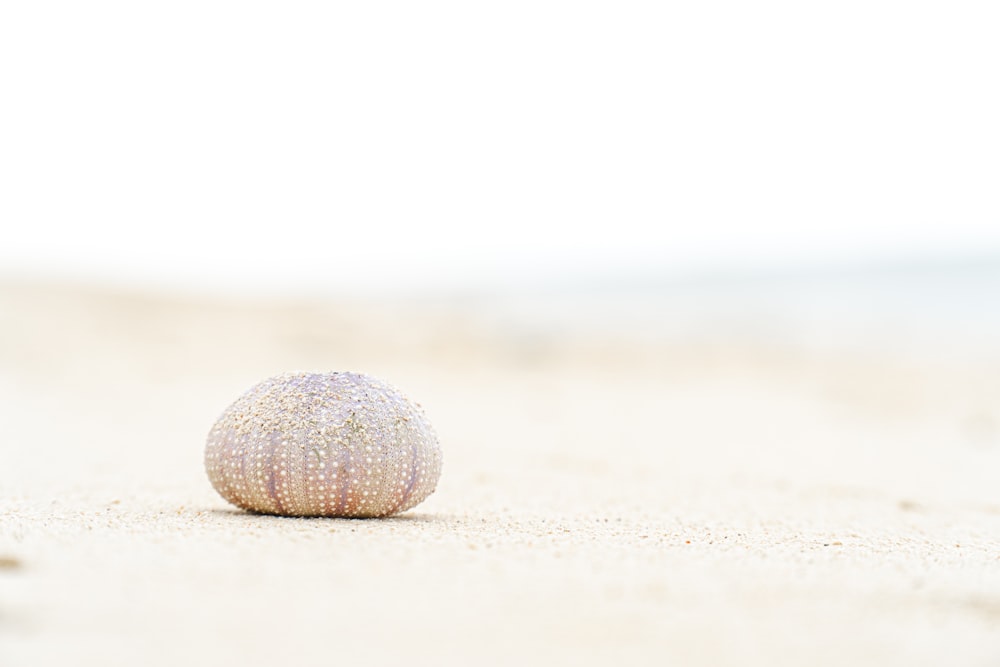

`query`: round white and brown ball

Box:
[205,372,442,518]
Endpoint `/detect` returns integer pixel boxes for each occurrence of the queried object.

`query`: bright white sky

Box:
[1,1,998,295]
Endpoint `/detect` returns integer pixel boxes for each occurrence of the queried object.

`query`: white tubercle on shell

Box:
[205,372,443,518]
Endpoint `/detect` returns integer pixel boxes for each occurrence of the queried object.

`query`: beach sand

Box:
[1,280,999,666]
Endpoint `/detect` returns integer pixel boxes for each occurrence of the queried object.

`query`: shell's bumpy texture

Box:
[205,372,442,518]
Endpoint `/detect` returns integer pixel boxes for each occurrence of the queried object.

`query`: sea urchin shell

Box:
[205,372,442,518]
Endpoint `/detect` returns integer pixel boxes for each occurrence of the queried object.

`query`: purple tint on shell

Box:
[204,372,442,518]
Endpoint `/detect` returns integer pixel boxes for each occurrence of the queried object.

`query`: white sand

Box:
[1,281,999,666]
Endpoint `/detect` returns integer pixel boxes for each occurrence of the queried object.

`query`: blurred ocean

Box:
[2,255,997,367]
[472,257,1000,364]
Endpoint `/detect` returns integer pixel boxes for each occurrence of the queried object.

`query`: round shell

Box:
[205,372,442,518]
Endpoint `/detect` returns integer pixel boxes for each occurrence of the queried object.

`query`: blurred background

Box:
[2,1,998,358]
[2,2,1000,666]
[2,1,999,295]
